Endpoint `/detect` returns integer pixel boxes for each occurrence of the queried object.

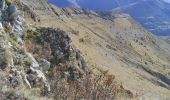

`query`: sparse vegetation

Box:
[25,30,41,41]
[106,44,117,51]
[79,38,85,43]
[71,30,79,35]
[0,0,170,99]
[4,25,12,33]
[5,0,21,6]
[5,0,13,5]
[24,58,32,66]
[9,37,18,46]
[50,69,133,100]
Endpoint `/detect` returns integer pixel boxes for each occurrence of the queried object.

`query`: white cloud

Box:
[67,0,80,7]
[163,0,170,3]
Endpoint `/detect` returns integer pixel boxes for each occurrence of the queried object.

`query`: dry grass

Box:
[50,68,133,100]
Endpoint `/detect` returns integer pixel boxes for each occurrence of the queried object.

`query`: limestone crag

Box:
[0,0,51,98]
[26,28,88,81]
[0,0,90,99]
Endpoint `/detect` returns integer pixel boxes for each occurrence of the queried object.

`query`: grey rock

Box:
[26,53,39,68]
[0,11,3,21]
[5,91,26,100]
[26,74,37,87]
[80,56,88,71]
[12,15,24,36]
[30,67,47,82]
[39,59,51,72]
[9,4,18,17]
[26,67,50,91]
[12,23,23,35]
[8,4,24,36]
[0,22,3,30]
[36,28,72,63]
[8,75,21,88]
[0,40,6,48]
[0,60,6,70]
[0,0,6,10]
[34,28,88,81]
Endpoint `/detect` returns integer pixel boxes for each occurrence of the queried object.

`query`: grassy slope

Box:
[22,0,170,99]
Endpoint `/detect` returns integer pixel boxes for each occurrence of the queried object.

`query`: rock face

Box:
[0,0,52,99]
[35,28,72,63]
[0,0,6,10]
[9,4,24,36]
[27,52,39,68]
[26,28,88,81]
[0,0,90,99]
[38,59,51,72]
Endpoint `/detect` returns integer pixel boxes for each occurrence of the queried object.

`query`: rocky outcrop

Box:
[25,28,89,81]
[9,4,24,36]
[50,4,99,17]
[0,0,90,99]
[0,0,51,98]
[26,52,39,68]
[0,0,136,99]
[0,0,6,10]
[38,59,51,72]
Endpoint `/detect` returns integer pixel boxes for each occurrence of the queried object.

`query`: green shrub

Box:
[9,37,18,46]
[5,0,21,6]
[5,0,13,5]
[4,25,11,33]
[7,33,19,46]
[25,30,41,41]
[24,58,32,66]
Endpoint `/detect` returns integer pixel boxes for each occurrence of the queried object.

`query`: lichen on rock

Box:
[0,0,52,98]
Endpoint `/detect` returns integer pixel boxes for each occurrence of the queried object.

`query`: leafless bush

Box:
[50,69,133,100]
[71,30,79,35]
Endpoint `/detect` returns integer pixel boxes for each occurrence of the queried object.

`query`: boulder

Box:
[11,14,24,36]
[0,22,3,30]
[0,0,6,10]
[0,40,6,48]
[8,74,21,88]
[8,4,19,19]
[26,74,37,87]
[26,67,50,92]
[26,53,39,68]
[12,23,23,35]
[8,4,24,36]
[30,67,46,82]
[0,11,2,21]
[39,59,51,72]
[80,56,88,71]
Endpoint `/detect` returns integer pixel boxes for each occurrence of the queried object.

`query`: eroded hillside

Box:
[0,0,170,99]
[0,0,132,100]
[19,0,170,99]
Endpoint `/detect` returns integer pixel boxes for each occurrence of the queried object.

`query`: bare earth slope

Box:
[21,0,170,99]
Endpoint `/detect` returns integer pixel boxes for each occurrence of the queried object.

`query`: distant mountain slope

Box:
[48,0,137,11]
[48,0,170,36]
[112,0,170,36]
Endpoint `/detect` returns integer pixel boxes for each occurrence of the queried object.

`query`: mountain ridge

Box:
[0,0,169,99]
[49,0,170,36]
[23,0,170,99]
